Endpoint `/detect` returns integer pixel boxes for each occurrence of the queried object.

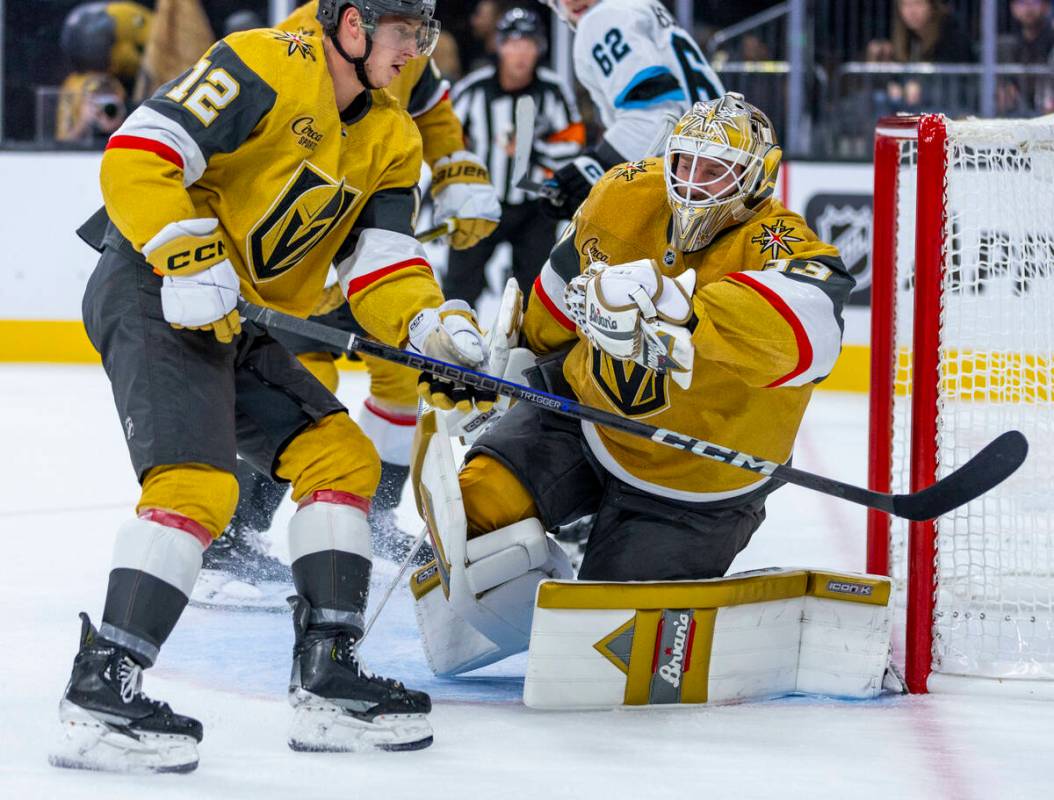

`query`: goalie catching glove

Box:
[409,300,497,412]
[430,151,502,250]
[142,218,240,343]
[565,259,697,389]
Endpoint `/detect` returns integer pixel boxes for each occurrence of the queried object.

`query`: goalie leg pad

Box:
[412,524,572,677]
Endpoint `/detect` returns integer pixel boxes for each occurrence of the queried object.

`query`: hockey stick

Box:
[238,300,1028,521]
[414,219,455,244]
[512,95,560,199]
[360,526,430,645]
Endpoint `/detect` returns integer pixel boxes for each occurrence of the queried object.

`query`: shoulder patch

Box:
[750,219,804,259]
[609,160,648,182]
[273,29,317,60]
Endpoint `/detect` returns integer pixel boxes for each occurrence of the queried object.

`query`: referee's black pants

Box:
[443,199,557,306]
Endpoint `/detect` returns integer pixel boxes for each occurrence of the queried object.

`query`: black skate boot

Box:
[49,614,202,774]
[191,460,292,611]
[286,595,432,752]
[368,461,434,567]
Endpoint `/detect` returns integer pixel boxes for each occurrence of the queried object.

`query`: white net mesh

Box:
[889,117,1054,681]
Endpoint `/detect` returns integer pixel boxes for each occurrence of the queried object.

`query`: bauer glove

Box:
[565,259,697,389]
[430,150,502,250]
[409,299,496,412]
[143,218,241,344]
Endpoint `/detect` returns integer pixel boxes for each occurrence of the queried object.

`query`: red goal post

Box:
[867,113,1054,696]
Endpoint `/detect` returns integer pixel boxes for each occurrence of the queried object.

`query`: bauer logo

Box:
[827,580,873,597]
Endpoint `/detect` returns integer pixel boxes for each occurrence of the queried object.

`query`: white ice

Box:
[1,365,1051,799]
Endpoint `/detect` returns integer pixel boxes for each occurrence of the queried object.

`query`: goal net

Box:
[868,114,1054,694]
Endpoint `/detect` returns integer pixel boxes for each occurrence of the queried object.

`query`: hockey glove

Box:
[541,155,605,220]
[565,259,697,389]
[409,300,497,412]
[431,150,502,250]
[143,218,241,344]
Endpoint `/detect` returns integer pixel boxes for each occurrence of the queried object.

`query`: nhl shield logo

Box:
[806,194,872,301]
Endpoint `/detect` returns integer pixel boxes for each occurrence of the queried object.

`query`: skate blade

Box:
[288,700,433,753]
[189,570,291,613]
[49,702,198,774]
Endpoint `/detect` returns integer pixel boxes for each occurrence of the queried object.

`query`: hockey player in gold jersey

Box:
[197,1,503,604]
[411,93,855,676]
[52,0,495,772]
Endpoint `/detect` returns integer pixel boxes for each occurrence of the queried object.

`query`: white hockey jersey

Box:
[573,0,724,164]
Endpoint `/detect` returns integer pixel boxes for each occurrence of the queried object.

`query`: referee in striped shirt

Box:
[444,7,585,306]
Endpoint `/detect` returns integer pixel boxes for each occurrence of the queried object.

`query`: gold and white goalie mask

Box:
[664,93,781,253]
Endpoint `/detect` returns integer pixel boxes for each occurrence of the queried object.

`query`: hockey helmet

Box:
[496,7,547,57]
[664,93,781,253]
[317,0,440,55]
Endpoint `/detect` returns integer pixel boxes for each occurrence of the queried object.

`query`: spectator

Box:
[463,0,504,70]
[1001,0,1054,63]
[891,0,975,64]
[55,72,128,144]
[998,0,1054,113]
[445,7,584,308]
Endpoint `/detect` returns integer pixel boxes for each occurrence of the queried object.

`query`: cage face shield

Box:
[664,94,781,252]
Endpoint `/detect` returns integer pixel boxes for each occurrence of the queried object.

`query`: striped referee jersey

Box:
[452,65,585,205]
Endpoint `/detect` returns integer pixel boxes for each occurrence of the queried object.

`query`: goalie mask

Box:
[664,93,781,253]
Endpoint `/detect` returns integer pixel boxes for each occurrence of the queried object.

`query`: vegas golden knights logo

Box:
[248,162,360,282]
[590,349,669,417]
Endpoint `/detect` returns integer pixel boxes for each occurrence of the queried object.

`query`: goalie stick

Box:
[414,219,455,244]
[238,300,1028,521]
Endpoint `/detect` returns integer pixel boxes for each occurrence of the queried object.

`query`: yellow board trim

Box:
[0,321,100,363]
[537,572,810,611]
[624,610,661,706]
[681,609,716,704]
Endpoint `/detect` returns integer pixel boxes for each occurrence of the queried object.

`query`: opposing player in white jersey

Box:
[540,0,724,216]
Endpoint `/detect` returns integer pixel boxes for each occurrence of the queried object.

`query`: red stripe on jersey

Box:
[533,274,576,332]
[346,258,432,296]
[364,397,418,426]
[298,489,371,513]
[138,508,212,549]
[106,135,184,169]
[729,272,813,388]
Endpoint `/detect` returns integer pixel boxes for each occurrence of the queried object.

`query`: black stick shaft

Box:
[238,300,1026,522]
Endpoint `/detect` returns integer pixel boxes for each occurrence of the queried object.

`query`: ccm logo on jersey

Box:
[827,581,873,597]
[164,240,226,272]
[291,116,324,150]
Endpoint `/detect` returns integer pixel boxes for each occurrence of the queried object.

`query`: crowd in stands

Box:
[5,1,1054,152]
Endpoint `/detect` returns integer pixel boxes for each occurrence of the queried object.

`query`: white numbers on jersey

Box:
[165,58,242,126]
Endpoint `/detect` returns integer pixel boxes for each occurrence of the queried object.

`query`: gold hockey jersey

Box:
[100,28,441,346]
[279,1,463,165]
[524,159,852,503]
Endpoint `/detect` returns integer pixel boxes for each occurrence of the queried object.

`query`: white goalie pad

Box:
[523,568,894,709]
[409,410,572,676]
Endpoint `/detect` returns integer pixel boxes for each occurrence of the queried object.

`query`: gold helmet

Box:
[664,93,781,252]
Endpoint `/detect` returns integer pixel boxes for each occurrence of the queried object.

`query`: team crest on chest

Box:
[590,349,669,417]
[751,219,803,259]
[612,161,648,182]
[247,161,360,283]
[274,30,315,60]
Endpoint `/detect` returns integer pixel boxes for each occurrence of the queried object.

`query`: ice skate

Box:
[49,614,202,774]
[287,596,432,752]
[191,524,292,611]
[190,458,292,611]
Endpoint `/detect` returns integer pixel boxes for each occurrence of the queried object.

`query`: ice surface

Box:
[1,365,1051,799]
